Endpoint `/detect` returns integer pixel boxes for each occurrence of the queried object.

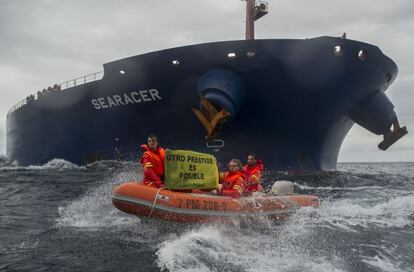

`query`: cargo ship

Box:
[6,1,407,170]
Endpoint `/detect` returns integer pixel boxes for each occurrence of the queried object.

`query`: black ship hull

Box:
[6,37,400,170]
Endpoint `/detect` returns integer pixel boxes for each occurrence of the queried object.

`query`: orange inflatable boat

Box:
[112,182,319,223]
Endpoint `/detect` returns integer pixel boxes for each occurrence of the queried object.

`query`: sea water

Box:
[1,156,413,271]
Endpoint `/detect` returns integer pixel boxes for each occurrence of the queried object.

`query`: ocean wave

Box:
[0,158,86,171]
[156,224,346,272]
[56,168,142,229]
[316,194,414,229]
[361,254,405,272]
[338,162,414,177]
[27,158,86,170]
[86,159,138,171]
[0,158,138,171]
[0,155,17,168]
[155,193,413,272]
[294,182,384,191]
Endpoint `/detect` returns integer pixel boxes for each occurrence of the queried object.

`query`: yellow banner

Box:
[164,149,219,190]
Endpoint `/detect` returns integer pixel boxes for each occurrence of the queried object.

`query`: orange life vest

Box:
[221,171,246,198]
[243,160,264,192]
[140,144,165,177]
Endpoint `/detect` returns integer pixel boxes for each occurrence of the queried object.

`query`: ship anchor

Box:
[378,119,408,150]
[192,95,231,141]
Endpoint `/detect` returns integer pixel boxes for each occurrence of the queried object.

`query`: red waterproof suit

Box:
[140,144,165,188]
[243,160,264,193]
[220,171,246,198]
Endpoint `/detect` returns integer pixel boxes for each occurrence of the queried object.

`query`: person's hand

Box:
[155,180,164,188]
[218,184,223,194]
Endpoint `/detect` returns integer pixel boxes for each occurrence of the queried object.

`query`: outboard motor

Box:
[193,69,246,139]
[271,181,294,195]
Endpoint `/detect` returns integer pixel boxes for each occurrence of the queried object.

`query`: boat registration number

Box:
[178,199,227,211]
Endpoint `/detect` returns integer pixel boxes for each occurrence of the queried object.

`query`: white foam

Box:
[156,223,346,272]
[56,168,142,229]
[294,182,383,191]
[156,193,414,271]
[0,158,86,171]
[86,159,137,169]
[157,226,223,272]
[0,158,138,171]
[316,195,414,229]
[0,155,18,169]
[362,255,404,272]
[27,158,86,170]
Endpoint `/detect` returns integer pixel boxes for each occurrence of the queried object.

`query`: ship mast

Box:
[245,0,269,40]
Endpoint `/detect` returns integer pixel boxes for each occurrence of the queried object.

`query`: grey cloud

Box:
[1,0,413,160]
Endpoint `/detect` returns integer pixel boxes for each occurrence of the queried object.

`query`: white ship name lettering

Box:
[91,89,162,110]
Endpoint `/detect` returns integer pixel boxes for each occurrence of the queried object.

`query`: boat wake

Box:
[56,167,141,229]
[155,182,413,272]
[156,215,345,272]
[316,194,414,229]
[46,164,414,271]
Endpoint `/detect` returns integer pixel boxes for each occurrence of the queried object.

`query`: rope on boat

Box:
[148,187,163,218]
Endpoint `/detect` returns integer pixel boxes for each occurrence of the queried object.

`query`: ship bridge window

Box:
[227,52,236,59]
[333,45,343,56]
[119,70,126,75]
[358,49,367,61]
[246,50,256,58]
[172,59,180,66]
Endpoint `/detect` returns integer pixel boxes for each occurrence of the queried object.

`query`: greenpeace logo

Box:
[91,89,162,110]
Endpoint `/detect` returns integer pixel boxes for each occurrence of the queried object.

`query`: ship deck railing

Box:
[59,71,103,90]
[7,71,103,116]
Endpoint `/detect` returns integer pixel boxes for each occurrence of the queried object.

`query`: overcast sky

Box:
[0,0,413,162]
